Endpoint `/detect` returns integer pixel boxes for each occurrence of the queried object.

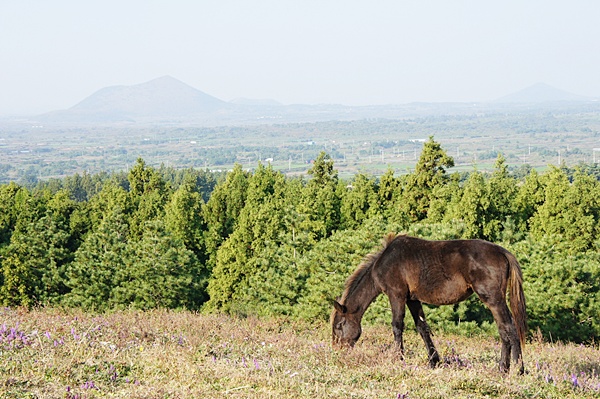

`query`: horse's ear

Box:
[333,300,347,314]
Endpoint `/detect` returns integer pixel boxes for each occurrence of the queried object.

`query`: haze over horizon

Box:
[1,1,599,116]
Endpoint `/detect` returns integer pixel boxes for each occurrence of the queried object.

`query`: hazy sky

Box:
[1,1,599,115]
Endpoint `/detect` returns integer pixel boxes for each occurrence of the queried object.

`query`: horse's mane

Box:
[341,232,399,303]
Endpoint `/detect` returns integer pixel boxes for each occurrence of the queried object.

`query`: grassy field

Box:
[1,308,599,398]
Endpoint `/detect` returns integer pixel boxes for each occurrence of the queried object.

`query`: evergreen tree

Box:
[87,181,132,232]
[514,169,546,234]
[64,208,129,310]
[451,170,489,239]
[530,166,600,253]
[0,182,24,247]
[127,158,169,239]
[203,164,249,269]
[401,136,454,221]
[204,165,287,313]
[427,172,461,224]
[0,190,73,306]
[376,167,400,219]
[340,173,379,229]
[300,152,341,239]
[485,154,518,240]
[295,217,392,321]
[114,220,200,309]
[164,177,206,259]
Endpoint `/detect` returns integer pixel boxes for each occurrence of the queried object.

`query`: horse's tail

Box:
[506,252,527,347]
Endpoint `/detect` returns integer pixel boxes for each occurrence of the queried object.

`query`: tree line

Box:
[0,137,598,343]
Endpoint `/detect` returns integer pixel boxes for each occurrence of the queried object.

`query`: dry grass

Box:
[0,307,598,398]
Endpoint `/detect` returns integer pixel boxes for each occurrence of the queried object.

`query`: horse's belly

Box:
[412,280,473,306]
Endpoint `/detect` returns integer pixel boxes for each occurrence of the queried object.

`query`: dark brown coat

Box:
[332,233,527,373]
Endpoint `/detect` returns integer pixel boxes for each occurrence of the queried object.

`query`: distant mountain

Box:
[28,77,600,126]
[494,83,592,103]
[38,76,230,123]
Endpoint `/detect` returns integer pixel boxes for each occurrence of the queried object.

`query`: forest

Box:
[0,137,599,344]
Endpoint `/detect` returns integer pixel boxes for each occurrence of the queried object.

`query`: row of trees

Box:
[0,137,599,342]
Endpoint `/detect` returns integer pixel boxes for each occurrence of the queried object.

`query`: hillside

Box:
[1,308,598,398]
[494,82,592,103]
[39,76,230,123]
[26,78,600,126]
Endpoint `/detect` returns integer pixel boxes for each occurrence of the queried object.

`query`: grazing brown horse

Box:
[331,233,527,373]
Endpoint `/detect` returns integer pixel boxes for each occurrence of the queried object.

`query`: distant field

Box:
[2,106,600,182]
[1,308,598,398]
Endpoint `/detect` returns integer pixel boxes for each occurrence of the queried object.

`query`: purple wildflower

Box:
[571,374,579,388]
[81,380,96,390]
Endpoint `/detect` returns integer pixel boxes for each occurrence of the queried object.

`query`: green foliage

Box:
[511,237,600,343]
[164,178,206,261]
[0,182,24,247]
[340,173,379,229]
[300,151,341,239]
[204,164,289,313]
[513,169,545,233]
[400,136,454,221]
[67,214,203,310]
[0,190,73,306]
[530,166,600,253]
[202,164,249,270]
[1,149,600,343]
[450,170,490,239]
[64,208,130,310]
[113,220,200,310]
[485,154,518,241]
[295,217,397,322]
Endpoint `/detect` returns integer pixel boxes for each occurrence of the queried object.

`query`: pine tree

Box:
[203,164,249,269]
[300,152,341,239]
[204,164,289,313]
[64,208,129,310]
[0,182,24,247]
[530,166,600,252]
[401,136,454,221]
[0,191,73,306]
[340,173,379,229]
[485,154,518,240]
[114,220,200,309]
[164,177,206,259]
[451,171,489,239]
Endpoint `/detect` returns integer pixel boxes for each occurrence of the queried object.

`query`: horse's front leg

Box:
[388,295,407,357]
[407,300,440,368]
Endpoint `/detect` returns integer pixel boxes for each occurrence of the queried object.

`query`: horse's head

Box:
[331,300,361,348]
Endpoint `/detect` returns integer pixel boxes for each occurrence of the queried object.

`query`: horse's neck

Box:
[344,270,381,319]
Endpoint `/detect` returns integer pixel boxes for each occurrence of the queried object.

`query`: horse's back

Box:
[374,236,510,306]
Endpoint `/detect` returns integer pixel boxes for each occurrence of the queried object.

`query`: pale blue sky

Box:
[1,1,599,115]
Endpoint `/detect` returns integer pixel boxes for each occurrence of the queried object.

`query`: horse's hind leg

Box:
[488,302,523,374]
[407,300,440,368]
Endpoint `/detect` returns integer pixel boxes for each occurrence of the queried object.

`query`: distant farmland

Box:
[2,106,600,183]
